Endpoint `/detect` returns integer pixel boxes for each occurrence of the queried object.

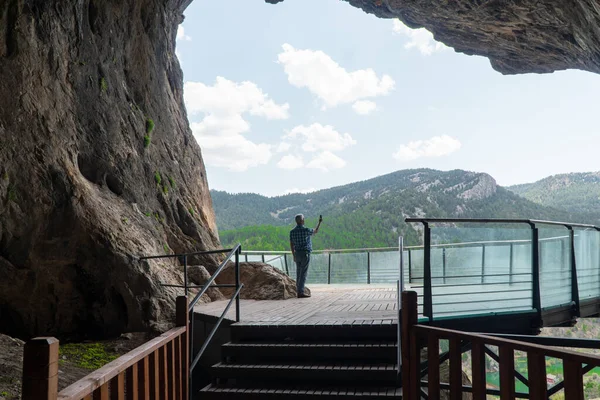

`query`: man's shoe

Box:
[298,292,311,298]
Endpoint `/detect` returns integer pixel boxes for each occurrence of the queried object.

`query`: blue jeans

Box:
[295,251,310,295]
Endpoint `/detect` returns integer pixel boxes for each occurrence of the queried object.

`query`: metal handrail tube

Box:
[405,217,600,230]
[139,247,236,260]
[190,284,244,372]
[188,244,241,312]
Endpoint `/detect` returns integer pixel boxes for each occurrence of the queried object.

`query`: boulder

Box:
[180,265,225,302]
[216,262,307,300]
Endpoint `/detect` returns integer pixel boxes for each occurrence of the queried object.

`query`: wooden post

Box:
[22,337,59,400]
[564,360,584,400]
[527,351,547,399]
[449,338,462,400]
[471,339,486,400]
[427,335,440,400]
[499,347,515,400]
[401,291,418,400]
[176,296,189,400]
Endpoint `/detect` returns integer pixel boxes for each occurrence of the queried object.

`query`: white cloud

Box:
[306,151,346,171]
[277,43,395,109]
[177,26,191,41]
[392,20,448,55]
[393,135,462,162]
[190,123,272,171]
[352,100,377,115]
[285,123,356,153]
[282,188,316,195]
[277,154,304,170]
[184,77,289,119]
[184,77,289,171]
[276,142,291,153]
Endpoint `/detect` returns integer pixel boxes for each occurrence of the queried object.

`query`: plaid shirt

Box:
[290,225,314,252]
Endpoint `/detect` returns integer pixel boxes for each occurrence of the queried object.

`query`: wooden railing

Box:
[401,290,600,400]
[21,296,189,400]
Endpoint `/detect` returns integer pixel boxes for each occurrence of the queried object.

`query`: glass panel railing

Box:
[305,253,329,284]
[369,250,401,284]
[575,228,600,300]
[330,252,368,283]
[538,226,571,309]
[429,224,533,317]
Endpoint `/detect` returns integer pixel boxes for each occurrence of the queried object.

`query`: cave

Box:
[0,0,598,338]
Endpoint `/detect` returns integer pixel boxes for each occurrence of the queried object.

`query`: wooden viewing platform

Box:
[193,285,398,326]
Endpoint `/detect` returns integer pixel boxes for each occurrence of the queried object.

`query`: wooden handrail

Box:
[413,325,600,366]
[57,327,186,400]
[401,290,597,400]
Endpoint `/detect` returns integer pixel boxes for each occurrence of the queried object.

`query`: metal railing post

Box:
[423,222,433,319]
[183,255,188,296]
[568,227,580,317]
[408,249,412,284]
[532,225,542,318]
[328,253,332,284]
[235,247,241,322]
[284,254,289,276]
[261,254,265,263]
[481,244,486,284]
[442,247,447,284]
[509,243,514,286]
[399,236,404,292]
[367,251,371,284]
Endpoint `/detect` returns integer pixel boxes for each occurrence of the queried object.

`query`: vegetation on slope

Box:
[508,172,600,219]
[214,169,588,250]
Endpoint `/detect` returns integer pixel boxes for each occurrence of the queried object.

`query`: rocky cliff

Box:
[0,0,220,339]
[267,0,600,75]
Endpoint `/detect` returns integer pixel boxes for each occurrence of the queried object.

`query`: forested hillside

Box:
[213,169,587,251]
[508,172,600,217]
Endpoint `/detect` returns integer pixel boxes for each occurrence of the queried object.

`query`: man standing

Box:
[290,214,322,298]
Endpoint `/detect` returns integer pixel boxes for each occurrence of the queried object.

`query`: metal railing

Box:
[242,246,406,285]
[405,218,600,323]
[140,244,243,399]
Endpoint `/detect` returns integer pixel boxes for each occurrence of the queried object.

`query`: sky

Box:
[176,0,600,197]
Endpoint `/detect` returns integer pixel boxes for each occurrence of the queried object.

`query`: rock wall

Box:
[0,0,219,339]
[267,0,600,75]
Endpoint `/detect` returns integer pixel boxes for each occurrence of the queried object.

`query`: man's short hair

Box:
[295,214,304,224]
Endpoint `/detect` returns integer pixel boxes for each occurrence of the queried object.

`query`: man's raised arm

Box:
[314,215,323,234]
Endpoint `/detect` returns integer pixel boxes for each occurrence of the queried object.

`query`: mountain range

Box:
[508,172,600,216]
[211,169,598,251]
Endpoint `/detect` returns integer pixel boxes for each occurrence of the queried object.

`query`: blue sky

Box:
[177,0,600,197]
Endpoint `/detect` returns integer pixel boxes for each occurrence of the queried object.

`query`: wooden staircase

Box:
[200,323,402,399]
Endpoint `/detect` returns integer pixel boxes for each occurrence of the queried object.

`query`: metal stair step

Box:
[231,323,397,342]
[200,383,402,399]
[222,342,397,363]
[210,362,398,385]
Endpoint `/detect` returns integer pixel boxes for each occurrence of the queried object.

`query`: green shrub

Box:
[7,185,16,202]
[188,207,195,216]
[154,171,161,185]
[162,185,169,194]
[146,118,155,134]
[168,176,175,187]
[144,135,151,148]
[99,77,107,92]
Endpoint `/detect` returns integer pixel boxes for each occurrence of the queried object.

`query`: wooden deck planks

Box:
[194,285,397,326]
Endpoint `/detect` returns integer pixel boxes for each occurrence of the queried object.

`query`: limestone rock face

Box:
[217,262,303,300]
[0,0,219,339]
[267,0,600,75]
